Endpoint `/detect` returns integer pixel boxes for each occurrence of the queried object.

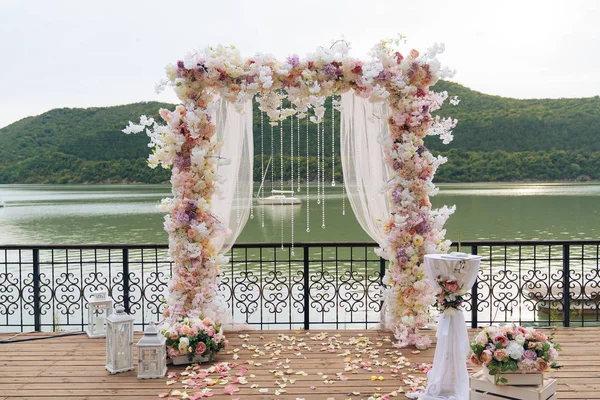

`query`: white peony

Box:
[507,341,524,360]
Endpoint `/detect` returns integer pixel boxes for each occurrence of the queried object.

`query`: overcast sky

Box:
[1,0,598,129]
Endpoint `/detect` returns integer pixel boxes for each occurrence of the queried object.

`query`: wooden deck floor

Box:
[1,327,599,400]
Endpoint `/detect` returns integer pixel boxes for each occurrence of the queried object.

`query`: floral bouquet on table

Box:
[469,325,561,384]
[435,276,466,315]
[161,316,228,362]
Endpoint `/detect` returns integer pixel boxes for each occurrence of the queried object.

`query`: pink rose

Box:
[169,332,179,340]
[167,347,180,358]
[534,331,547,342]
[180,325,193,336]
[494,349,508,362]
[535,358,549,372]
[202,317,213,326]
[492,335,509,347]
[469,352,482,366]
[443,280,460,293]
[480,350,493,366]
[195,341,207,355]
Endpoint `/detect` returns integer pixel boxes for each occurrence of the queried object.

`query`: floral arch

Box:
[126,38,457,346]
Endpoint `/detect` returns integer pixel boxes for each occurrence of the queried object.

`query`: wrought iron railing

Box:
[1,241,599,332]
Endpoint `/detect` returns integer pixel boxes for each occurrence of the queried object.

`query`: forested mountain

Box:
[0,81,598,183]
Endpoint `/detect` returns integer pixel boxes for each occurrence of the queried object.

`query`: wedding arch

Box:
[125,37,458,346]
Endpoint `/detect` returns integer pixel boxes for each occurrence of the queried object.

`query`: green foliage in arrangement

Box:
[0,81,599,184]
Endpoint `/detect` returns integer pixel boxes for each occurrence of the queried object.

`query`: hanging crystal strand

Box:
[321,120,325,229]
[316,121,321,205]
[270,121,274,193]
[341,114,346,216]
[342,178,346,216]
[306,116,310,233]
[260,111,265,227]
[297,116,301,192]
[290,115,294,256]
[280,99,284,250]
[291,115,294,193]
[331,97,336,187]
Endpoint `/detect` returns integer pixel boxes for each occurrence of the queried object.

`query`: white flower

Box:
[178,337,190,353]
[507,341,524,360]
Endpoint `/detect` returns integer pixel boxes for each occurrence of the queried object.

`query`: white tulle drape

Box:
[210,98,254,255]
[340,92,391,247]
[209,98,254,329]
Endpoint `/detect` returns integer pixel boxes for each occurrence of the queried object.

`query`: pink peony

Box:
[534,331,547,342]
[494,349,508,362]
[195,341,207,355]
[535,358,549,371]
[443,280,460,293]
[480,350,493,366]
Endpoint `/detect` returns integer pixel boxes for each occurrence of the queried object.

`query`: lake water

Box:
[0,182,599,245]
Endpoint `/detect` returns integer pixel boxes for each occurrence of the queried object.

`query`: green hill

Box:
[0,81,599,183]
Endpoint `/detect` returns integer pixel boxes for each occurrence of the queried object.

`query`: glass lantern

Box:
[105,306,135,374]
[86,289,113,338]
[137,322,167,379]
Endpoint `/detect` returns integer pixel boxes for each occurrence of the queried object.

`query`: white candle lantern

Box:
[137,322,167,379]
[105,306,135,374]
[86,289,113,338]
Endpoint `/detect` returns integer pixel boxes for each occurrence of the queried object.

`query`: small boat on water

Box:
[257,190,301,205]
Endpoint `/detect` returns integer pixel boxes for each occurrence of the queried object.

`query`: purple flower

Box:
[416,145,427,156]
[177,60,185,69]
[393,160,402,170]
[175,209,190,224]
[376,70,391,82]
[286,55,300,68]
[414,221,431,235]
[174,156,191,169]
[523,350,537,360]
[186,200,198,211]
[486,343,495,352]
[392,187,402,203]
[323,63,338,79]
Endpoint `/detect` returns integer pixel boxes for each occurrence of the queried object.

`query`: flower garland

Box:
[124,37,457,345]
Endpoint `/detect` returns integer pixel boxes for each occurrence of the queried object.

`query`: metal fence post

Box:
[563,244,570,327]
[471,245,478,329]
[303,246,310,330]
[32,248,41,332]
[123,248,130,314]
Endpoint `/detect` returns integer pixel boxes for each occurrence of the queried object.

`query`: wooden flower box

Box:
[482,365,544,386]
[470,373,557,400]
[170,352,215,365]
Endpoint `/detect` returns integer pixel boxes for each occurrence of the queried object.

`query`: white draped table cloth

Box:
[408,253,482,400]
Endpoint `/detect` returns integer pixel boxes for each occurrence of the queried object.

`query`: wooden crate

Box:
[482,366,544,386]
[470,374,556,400]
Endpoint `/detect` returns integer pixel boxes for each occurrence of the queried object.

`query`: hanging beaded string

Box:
[270,118,274,194]
[236,176,241,224]
[280,99,284,250]
[290,115,294,193]
[289,116,293,256]
[306,116,310,233]
[297,116,301,192]
[248,111,254,221]
[331,96,336,187]
[260,111,265,227]
[316,120,321,205]
[341,113,346,216]
[321,120,325,229]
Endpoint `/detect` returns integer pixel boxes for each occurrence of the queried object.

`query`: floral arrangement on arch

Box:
[469,325,562,384]
[124,35,458,347]
[161,316,228,361]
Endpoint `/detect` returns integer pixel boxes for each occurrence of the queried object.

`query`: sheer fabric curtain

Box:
[340,92,392,327]
[340,92,391,246]
[210,98,254,254]
[209,98,254,329]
